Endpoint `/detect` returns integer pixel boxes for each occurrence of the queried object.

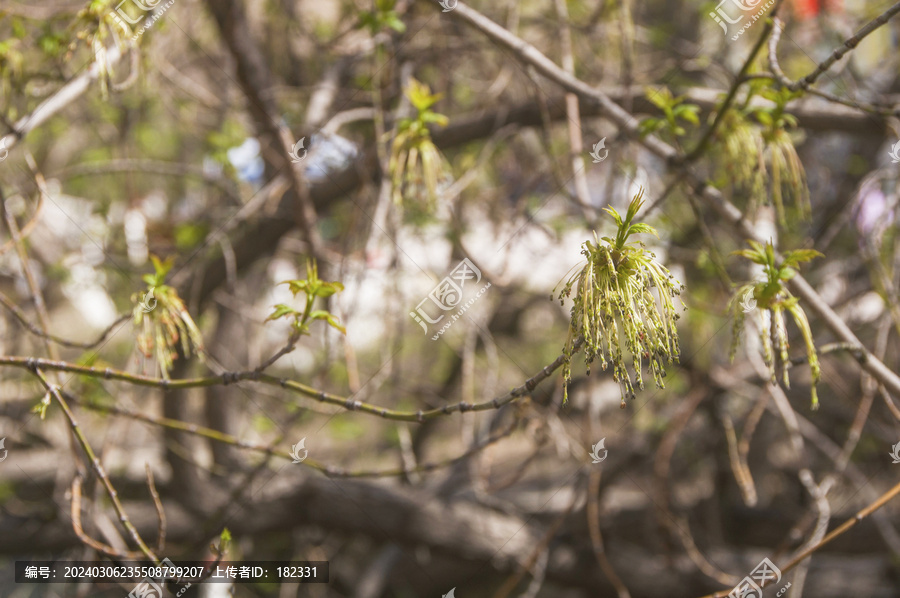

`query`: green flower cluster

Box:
[718,87,809,226]
[133,256,205,379]
[558,190,685,407]
[730,241,823,409]
[388,78,449,209]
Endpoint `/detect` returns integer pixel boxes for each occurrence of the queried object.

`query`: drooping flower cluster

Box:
[730,241,823,409]
[558,190,685,406]
[388,78,449,209]
[717,87,809,225]
[133,256,205,379]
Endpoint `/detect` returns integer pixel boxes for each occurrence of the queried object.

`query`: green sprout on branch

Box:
[729,241,823,409]
[358,0,406,34]
[638,86,700,142]
[132,255,205,379]
[388,78,449,209]
[557,189,685,407]
[267,259,346,337]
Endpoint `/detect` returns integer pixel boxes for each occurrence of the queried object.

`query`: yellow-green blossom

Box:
[558,189,685,407]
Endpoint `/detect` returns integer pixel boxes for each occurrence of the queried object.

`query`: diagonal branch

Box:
[791,1,900,93]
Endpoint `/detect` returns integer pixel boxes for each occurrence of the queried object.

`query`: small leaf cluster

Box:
[388,78,449,208]
[638,86,700,139]
[557,189,685,407]
[267,259,346,337]
[730,241,823,409]
[358,0,406,34]
[133,256,205,379]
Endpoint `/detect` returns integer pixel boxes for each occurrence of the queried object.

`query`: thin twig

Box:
[553,0,591,209]
[54,158,241,202]
[769,17,899,117]
[1,338,581,423]
[0,45,124,157]
[0,190,43,257]
[70,390,521,478]
[792,1,900,92]
[0,290,129,349]
[722,413,757,507]
[587,467,632,598]
[687,0,786,162]
[32,368,158,561]
[71,474,145,558]
[696,478,900,598]
[146,464,166,554]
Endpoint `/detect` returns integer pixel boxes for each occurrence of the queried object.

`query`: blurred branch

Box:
[203,0,324,259]
[0,289,129,348]
[54,159,241,203]
[698,478,900,598]
[0,45,123,157]
[69,389,520,478]
[146,464,166,554]
[31,367,158,561]
[769,17,900,117]
[71,474,146,558]
[588,468,632,598]
[0,189,43,257]
[688,0,785,162]
[789,1,900,94]
[552,0,591,209]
